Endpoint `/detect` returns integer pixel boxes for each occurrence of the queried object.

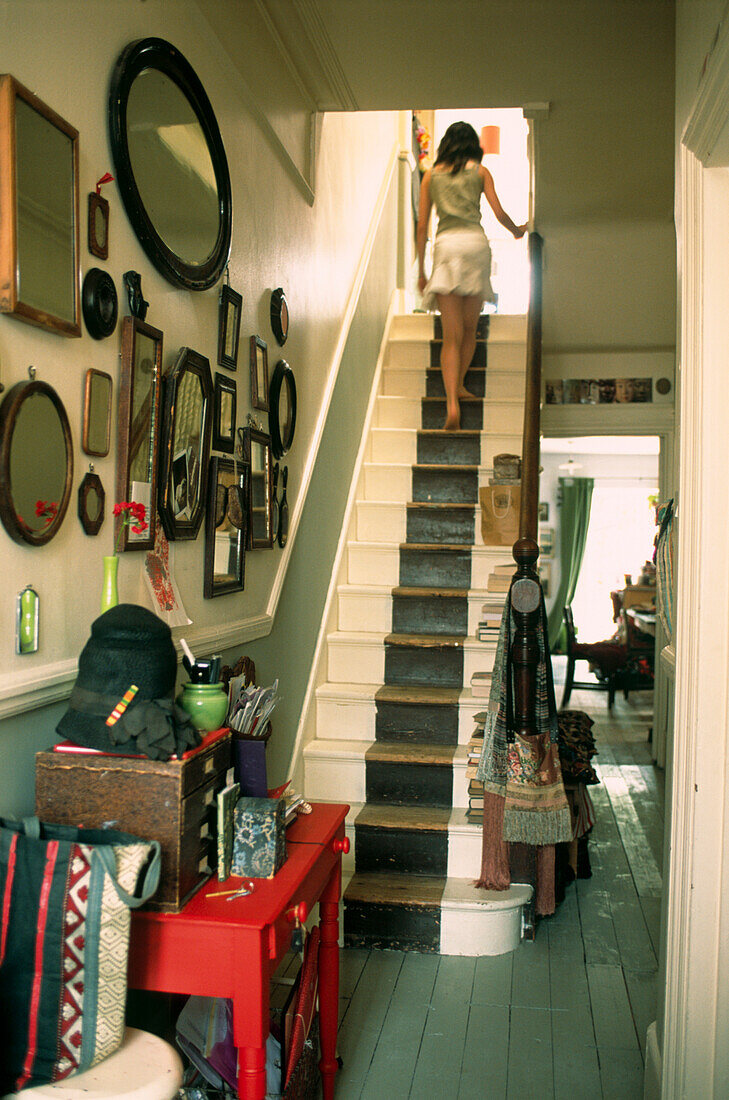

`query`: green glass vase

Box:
[101,555,119,614]
[179,682,228,732]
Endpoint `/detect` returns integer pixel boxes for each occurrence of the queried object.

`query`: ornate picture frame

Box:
[218,283,242,370]
[249,335,269,412]
[213,373,236,454]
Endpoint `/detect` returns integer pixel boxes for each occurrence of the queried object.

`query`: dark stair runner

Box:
[343,329,489,952]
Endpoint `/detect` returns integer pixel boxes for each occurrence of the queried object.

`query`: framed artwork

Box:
[157,347,214,541]
[240,425,273,548]
[539,560,552,599]
[538,502,549,522]
[250,335,269,411]
[218,284,242,370]
[204,455,248,598]
[88,191,109,260]
[270,287,289,346]
[539,527,554,557]
[213,373,236,454]
[269,359,296,459]
[116,316,163,551]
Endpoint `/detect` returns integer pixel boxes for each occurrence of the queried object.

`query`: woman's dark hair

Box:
[434,122,483,174]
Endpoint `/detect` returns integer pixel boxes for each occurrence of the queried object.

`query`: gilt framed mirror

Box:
[0,378,74,545]
[250,336,269,412]
[0,75,80,336]
[109,37,232,291]
[213,373,236,454]
[82,369,113,457]
[158,346,213,540]
[116,316,163,551]
[241,426,273,548]
[204,455,248,598]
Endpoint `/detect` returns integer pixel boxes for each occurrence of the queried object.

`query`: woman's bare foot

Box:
[457,386,476,399]
[443,409,461,431]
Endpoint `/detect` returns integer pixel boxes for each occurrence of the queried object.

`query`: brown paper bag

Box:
[479,483,521,546]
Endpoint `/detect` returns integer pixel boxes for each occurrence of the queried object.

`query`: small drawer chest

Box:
[35,727,232,912]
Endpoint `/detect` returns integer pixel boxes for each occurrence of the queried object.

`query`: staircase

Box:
[303,310,532,955]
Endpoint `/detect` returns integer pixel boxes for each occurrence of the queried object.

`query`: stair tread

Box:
[400,542,476,552]
[414,463,479,471]
[418,429,480,437]
[391,586,469,598]
[406,502,475,511]
[355,804,451,831]
[421,395,483,404]
[345,872,445,906]
[375,684,461,705]
[385,632,464,648]
[365,742,456,765]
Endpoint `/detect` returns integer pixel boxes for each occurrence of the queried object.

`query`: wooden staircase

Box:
[304,311,532,955]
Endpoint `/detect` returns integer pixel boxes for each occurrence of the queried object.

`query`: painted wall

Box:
[0,0,398,814]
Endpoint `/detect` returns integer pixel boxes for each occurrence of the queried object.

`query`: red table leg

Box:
[318,862,342,1099]
[234,934,269,1100]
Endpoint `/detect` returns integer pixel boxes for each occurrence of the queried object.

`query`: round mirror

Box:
[109,37,232,290]
[0,379,74,545]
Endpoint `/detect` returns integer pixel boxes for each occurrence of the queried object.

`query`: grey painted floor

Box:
[330,686,662,1099]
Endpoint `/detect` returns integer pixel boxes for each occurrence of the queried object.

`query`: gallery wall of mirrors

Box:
[0,34,300,631]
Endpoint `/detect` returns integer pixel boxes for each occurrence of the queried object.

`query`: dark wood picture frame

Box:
[240,425,273,548]
[249,335,269,412]
[0,378,74,546]
[82,368,113,457]
[204,455,248,598]
[77,470,105,535]
[218,284,242,370]
[0,74,81,336]
[88,192,109,259]
[158,346,214,541]
[116,316,163,551]
[270,287,289,346]
[213,373,236,454]
[269,359,297,460]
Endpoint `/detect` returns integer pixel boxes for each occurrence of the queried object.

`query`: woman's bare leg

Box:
[457,295,484,397]
[436,293,463,429]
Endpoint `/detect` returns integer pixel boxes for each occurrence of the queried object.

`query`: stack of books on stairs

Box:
[477,604,502,642]
[465,714,485,822]
[487,562,517,593]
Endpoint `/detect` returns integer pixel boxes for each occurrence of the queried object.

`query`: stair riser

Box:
[399,547,472,588]
[406,507,475,545]
[338,591,392,634]
[363,464,411,501]
[329,640,384,684]
[392,594,468,636]
[344,902,440,952]
[370,429,417,465]
[425,368,486,398]
[304,755,366,803]
[429,341,487,369]
[412,466,478,504]
[417,434,481,465]
[421,400,484,431]
[349,545,400,586]
[317,695,375,740]
[375,700,459,744]
[384,341,429,370]
[366,760,453,808]
[357,502,405,543]
[376,397,422,430]
[389,314,434,340]
[434,315,489,340]
[485,373,527,401]
[384,644,463,688]
[355,826,448,876]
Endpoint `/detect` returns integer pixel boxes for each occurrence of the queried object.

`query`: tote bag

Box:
[479,484,521,546]
[0,817,161,1093]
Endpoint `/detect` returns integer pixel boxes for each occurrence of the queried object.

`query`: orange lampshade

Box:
[480,125,500,155]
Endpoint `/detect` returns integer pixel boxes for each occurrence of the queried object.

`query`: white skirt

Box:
[422,227,495,311]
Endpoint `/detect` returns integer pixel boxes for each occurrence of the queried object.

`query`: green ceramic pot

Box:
[179,682,228,732]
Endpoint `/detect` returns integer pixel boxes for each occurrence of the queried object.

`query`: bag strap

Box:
[95,841,162,909]
[490,487,512,519]
[22,816,41,839]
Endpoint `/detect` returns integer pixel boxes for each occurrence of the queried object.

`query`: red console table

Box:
[128,801,349,1099]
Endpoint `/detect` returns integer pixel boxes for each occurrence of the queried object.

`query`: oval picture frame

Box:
[269,359,297,460]
[270,287,289,346]
[82,268,118,339]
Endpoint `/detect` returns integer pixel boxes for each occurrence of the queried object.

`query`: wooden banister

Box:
[511,231,544,739]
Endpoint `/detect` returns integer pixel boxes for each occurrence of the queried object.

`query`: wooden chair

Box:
[561,606,629,710]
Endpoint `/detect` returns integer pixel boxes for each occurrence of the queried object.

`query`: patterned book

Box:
[216,782,240,881]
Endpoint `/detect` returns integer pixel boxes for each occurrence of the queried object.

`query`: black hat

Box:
[56,604,200,760]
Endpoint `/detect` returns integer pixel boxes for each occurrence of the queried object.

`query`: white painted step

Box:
[388,312,526,343]
[347,540,520,589]
[381,366,525,401]
[369,429,523,466]
[337,583,496,636]
[376,396,524,433]
[315,681,492,745]
[363,462,412,502]
[326,631,496,685]
[384,337,525,374]
[356,500,406,543]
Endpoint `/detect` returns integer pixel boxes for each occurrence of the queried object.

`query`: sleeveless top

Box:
[429,167,484,234]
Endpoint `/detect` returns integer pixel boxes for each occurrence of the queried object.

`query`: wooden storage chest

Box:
[35,728,232,912]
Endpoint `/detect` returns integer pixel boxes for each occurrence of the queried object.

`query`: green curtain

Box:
[547,477,594,651]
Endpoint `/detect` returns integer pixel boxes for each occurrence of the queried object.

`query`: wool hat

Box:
[56,604,200,760]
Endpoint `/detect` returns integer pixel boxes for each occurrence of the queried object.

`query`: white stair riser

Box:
[315,689,490,745]
[384,342,430,371]
[377,396,524,433]
[304,754,367,803]
[337,587,497,637]
[390,314,433,340]
[485,372,526,401]
[381,367,525,401]
[440,905,523,956]
[356,501,406,543]
[347,544,401,586]
[481,434,522,464]
[488,315,527,341]
[327,636,494,685]
[485,343,527,371]
[364,463,411,502]
[369,429,417,465]
[448,828,483,878]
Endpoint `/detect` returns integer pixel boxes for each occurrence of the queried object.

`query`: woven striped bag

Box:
[0,817,160,1093]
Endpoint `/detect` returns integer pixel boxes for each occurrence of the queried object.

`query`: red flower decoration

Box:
[35,500,58,525]
[113,501,148,551]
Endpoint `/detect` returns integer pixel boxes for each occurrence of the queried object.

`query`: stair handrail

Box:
[511,230,544,739]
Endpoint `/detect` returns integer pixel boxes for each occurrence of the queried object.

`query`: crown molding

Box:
[288,0,358,110]
[683,14,729,164]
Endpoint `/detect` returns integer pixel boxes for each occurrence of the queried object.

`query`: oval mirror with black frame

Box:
[240,426,273,548]
[82,268,118,339]
[204,455,248,598]
[117,315,163,551]
[158,346,213,540]
[82,368,113,457]
[0,378,74,546]
[77,470,105,535]
[109,37,232,291]
[270,287,289,346]
[269,359,296,460]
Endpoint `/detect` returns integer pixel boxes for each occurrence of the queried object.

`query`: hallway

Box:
[331,688,661,1098]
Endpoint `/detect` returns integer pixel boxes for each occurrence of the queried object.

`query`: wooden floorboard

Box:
[329,691,663,1098]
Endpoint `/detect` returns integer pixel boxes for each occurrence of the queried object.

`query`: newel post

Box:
[511,537,541,739]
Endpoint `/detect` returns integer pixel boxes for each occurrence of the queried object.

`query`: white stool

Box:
[2,1028,183,1100]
